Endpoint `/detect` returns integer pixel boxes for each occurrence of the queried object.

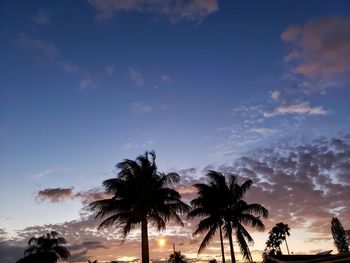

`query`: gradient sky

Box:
[1,0,350,262]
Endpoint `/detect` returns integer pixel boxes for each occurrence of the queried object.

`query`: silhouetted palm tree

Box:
[89,151,190,263]
[273,222,290,254]
[191,171,268,263]
[188,175,226,263]
[23,231,70,262]
[168,251,187,263]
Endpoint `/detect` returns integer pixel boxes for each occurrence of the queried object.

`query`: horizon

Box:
[1,0,350,262]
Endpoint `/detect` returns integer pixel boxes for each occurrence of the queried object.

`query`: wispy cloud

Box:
[129,67,144,87]
[17,34,58,60]
[32,10,50,25]
[122,140,155,151]
[264,101,328,118]
[79,78,97,91]
[270,90,281,101]
[250,127,277,136]
[130,102,152,113]
[88,0,219,23]
[27,169,60,180]
[17,34,114,91]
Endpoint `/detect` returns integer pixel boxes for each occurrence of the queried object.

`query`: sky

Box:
[1,0,350,262]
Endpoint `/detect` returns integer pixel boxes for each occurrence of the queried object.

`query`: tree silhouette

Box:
[17,231,70,263]
[89,151,190,263]
[189,171,268,263]
[188,174,227,263]
[168,251,187,263]
[264,222,290,256]
[331,217,349,255]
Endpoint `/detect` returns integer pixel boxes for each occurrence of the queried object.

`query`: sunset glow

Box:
[1,1,350,263]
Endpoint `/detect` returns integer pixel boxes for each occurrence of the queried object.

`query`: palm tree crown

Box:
[190,170,268,263]
[264,222,290,256]
[188,173,227,263]
[24,231,70,261]
[89,151,190,263]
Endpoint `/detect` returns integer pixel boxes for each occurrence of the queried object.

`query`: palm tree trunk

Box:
[284,238,290,255]
[219,224,225,263]
[141,218,149,263]
[227,224,236,263]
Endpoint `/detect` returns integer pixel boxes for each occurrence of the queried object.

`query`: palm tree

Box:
[89,151,190,263]
[168,251,187,263]
[191,171,268,263]
[188,175,227,263]
[273,222,290,255]
[23,231,70,262]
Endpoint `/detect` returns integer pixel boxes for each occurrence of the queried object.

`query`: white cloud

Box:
[270,90,281,101]
[130,102,152,113]
[264,101,328,118]
[250,128,277,136]
[88,0,219,23]
[129,67,144,87]
[122,140,155,150]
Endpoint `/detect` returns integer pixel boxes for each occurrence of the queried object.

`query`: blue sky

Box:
[1,0,350,262]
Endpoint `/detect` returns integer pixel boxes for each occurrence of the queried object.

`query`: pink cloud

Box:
[282,16,350,79]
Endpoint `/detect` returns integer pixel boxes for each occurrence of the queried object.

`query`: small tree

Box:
[263,222,290,257]
[331,217,349,255]
[168,251,187,263]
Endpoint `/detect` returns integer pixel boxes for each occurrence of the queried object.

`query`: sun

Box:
[159,238,166,247]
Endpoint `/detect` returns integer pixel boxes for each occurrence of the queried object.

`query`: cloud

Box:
[88,0,219,23]
[264,101,328,117]
[130,102,152,113]
[17,34,115,91]
[32,10,50,25]
[161,74,171,83]
[36,187,74,203]
[36,187,106,204]
[79,78,98,91]
[282,16,350,79]
[27,169,59,180]
[129,68,145,87]
[122,140,155,150]
[270,90,281,101]
[250,128,277,136]
[225,135,350,234]
[17,34,58,60]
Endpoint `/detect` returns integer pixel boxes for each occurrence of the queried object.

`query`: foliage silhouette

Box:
[168,250,187,263]
[190,170,268,263]
[16,252,58,263]
[188,172,227,263]
[17,231,70,263]
[89,151,190,263]
[331,217,350,255]
[264,222,290,257]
